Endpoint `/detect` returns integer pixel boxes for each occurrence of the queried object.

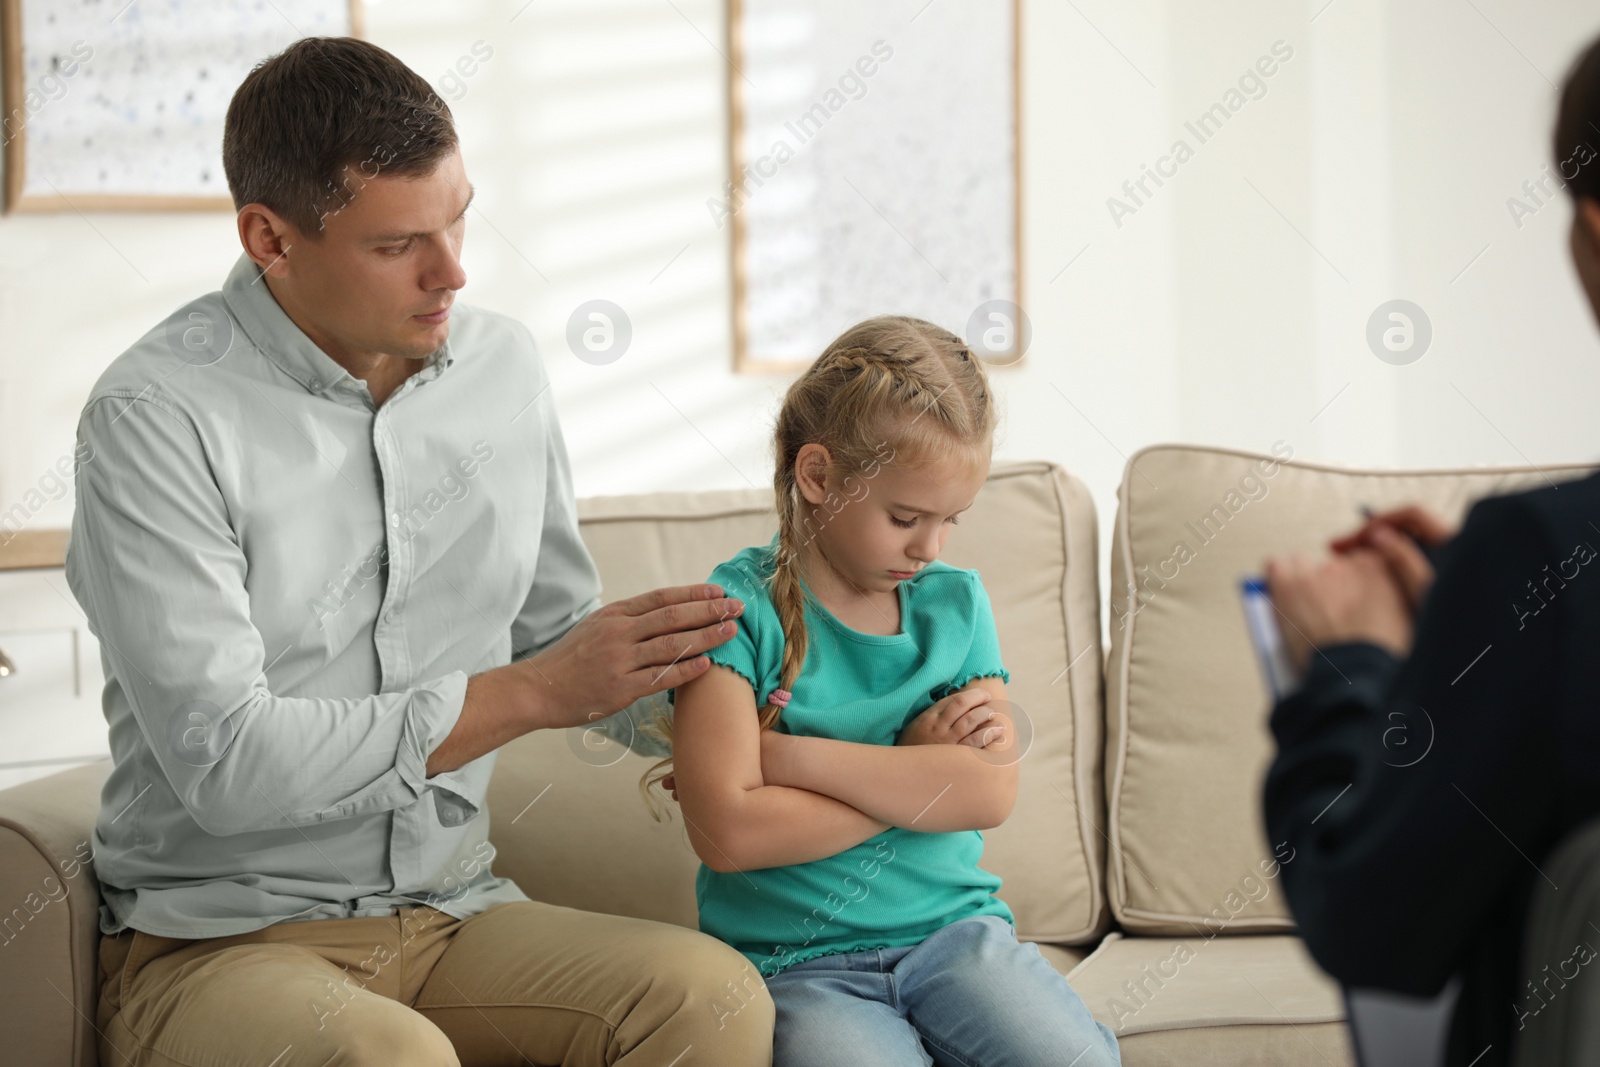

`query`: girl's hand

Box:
[896,688,1007,749]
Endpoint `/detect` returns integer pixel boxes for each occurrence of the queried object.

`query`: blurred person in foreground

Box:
[1261,31,1600,1067]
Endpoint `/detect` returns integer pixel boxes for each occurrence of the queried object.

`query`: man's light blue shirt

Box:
[66,251,664,939]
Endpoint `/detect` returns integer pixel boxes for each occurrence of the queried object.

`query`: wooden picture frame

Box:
[726,0,1024,374]
[0,0,363,213]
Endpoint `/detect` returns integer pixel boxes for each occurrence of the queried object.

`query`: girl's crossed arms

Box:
[672,668,1017,873]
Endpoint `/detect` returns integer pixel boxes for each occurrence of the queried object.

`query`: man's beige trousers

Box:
[95,900,774,1066]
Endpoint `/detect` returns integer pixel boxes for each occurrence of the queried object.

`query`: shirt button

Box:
[384,609,396,624]
[308,377,320,390]
[390,513,400,527]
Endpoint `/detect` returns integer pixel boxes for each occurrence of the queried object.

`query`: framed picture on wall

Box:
[0,0,362,213]
[725,0,1024,373]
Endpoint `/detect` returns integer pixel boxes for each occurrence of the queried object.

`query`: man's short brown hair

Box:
[223,36,457,237]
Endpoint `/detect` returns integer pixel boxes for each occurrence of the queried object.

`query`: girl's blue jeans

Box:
[763,914,1121,1066]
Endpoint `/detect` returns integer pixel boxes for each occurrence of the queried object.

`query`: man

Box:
[1261,31,1600,1066]
[69,36,770,1066]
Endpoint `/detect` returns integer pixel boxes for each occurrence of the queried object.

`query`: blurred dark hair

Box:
[1555,32,1600,202]
[223,37,457,237]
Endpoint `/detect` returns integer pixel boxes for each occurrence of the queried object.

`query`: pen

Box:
[1357,504,1440,568]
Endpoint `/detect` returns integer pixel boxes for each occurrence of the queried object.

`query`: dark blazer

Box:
[1264,468,1600,1066]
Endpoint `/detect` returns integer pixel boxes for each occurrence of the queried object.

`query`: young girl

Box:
[645,316,1120,1066]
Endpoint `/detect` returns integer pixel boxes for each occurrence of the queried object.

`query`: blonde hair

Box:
[639,315,1001,816]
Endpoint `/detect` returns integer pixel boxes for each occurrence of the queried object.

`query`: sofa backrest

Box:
[486,460,1112,944]
[1103,444,1598,936]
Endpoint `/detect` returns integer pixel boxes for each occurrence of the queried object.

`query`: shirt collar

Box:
[221,251,455,396]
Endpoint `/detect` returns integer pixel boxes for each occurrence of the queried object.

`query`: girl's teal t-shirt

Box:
[667,532,1015,976]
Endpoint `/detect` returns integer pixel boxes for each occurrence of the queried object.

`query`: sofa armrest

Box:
[0,759,112,1067]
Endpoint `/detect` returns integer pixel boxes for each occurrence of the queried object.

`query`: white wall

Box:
[3,0,1599,669]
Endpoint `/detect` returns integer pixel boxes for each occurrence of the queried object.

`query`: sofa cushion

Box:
[1034,941,1088,975]
[0,758,111,1067]
[487,460,1111,944]
[1066,931,1353,1064]
[1097,1024,1353,1067]
[1104,444,1595,935]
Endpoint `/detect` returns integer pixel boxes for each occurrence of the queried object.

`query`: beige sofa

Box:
[4,446,1589,1066]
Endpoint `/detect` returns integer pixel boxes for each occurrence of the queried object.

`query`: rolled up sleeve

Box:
[67,393,480,837]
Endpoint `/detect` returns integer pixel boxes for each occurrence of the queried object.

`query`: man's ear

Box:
[1577,198,1600,249]
[236,203,299,277]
